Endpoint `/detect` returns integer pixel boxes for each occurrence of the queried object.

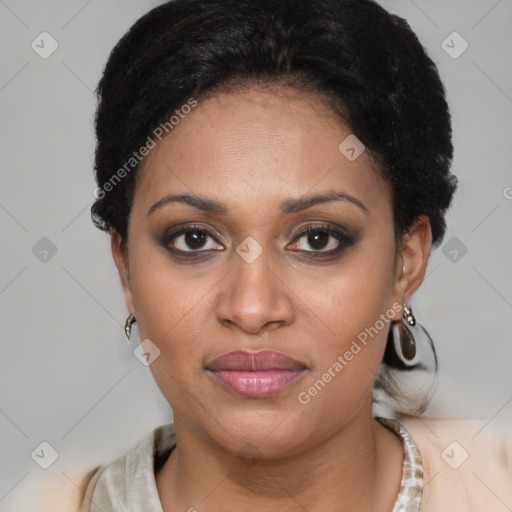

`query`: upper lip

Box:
[205,350,307,371]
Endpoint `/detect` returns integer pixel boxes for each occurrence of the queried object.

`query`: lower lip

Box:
[207,369,305,398]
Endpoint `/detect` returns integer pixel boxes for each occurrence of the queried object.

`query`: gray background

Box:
[0,0,511,509]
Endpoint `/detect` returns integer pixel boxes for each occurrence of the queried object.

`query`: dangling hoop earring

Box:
[124,314,136,344]
[391,303,420,367]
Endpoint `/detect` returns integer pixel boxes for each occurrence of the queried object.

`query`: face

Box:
[112,85,430,459]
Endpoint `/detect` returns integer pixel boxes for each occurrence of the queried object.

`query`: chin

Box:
[202,404,315,459]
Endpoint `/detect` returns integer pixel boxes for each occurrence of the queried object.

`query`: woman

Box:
[40,0,512,510]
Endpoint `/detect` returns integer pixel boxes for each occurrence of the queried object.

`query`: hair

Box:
[91,0,458,413]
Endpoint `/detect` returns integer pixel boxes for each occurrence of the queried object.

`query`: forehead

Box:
[134,85,389,217]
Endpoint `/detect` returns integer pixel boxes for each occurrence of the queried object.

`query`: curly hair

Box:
[91,0,458,412]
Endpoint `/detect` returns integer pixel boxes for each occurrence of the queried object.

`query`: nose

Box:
[215,250,295,336]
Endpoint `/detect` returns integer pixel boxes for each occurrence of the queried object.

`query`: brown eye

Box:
[297,226,340,251]
[183,230,207,250]
[163,225,224,253]
[290,225,357,256]
[301,228,334,251]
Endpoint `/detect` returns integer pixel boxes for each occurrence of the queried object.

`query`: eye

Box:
[162,222,358,258]
[289,225,356,255]
[163,224,224,253]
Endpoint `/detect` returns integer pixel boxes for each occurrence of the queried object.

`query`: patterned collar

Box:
[376,416,424,512]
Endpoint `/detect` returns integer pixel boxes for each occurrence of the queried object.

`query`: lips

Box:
[205,350,307,398]
[206,349,307,371]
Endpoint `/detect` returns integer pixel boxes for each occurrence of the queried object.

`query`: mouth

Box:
[205,349,308,398]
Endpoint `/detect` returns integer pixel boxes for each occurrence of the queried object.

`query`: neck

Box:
[156,402,403,512]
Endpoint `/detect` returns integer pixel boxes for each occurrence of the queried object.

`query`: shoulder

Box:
[30,423,176,512]
[397,414,512,510]
[29,423,177,512]
[25,465,104,512]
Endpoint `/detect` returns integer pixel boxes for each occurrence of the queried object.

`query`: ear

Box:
[111,230,135,314]
[392,215,432,306]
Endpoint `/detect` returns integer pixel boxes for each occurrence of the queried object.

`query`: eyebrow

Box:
[146,190,368,217]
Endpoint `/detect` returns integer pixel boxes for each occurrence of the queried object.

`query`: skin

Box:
[111,84,432,512]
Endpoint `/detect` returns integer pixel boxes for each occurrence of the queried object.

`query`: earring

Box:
[403,304,415,326]
[379,302,439,415]
[391,303,419,367]
[124,314,136,344]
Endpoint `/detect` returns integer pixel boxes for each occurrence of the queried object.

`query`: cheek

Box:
[128,254,213,411]
[311,236,397,342]
[127,223,206,327]
[126,240,193,349]
[131,267,213,360]
[294,236,396,400]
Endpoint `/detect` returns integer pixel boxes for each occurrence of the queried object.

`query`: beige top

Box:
[31,415,512,512]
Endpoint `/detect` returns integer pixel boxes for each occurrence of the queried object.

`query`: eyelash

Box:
[162,223,356,259]
[294,226,355,256]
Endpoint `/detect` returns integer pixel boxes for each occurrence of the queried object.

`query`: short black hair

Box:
[92,0,457,248]
[91,0,458,413]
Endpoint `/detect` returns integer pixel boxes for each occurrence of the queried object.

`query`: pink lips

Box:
[205,350,307,398]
